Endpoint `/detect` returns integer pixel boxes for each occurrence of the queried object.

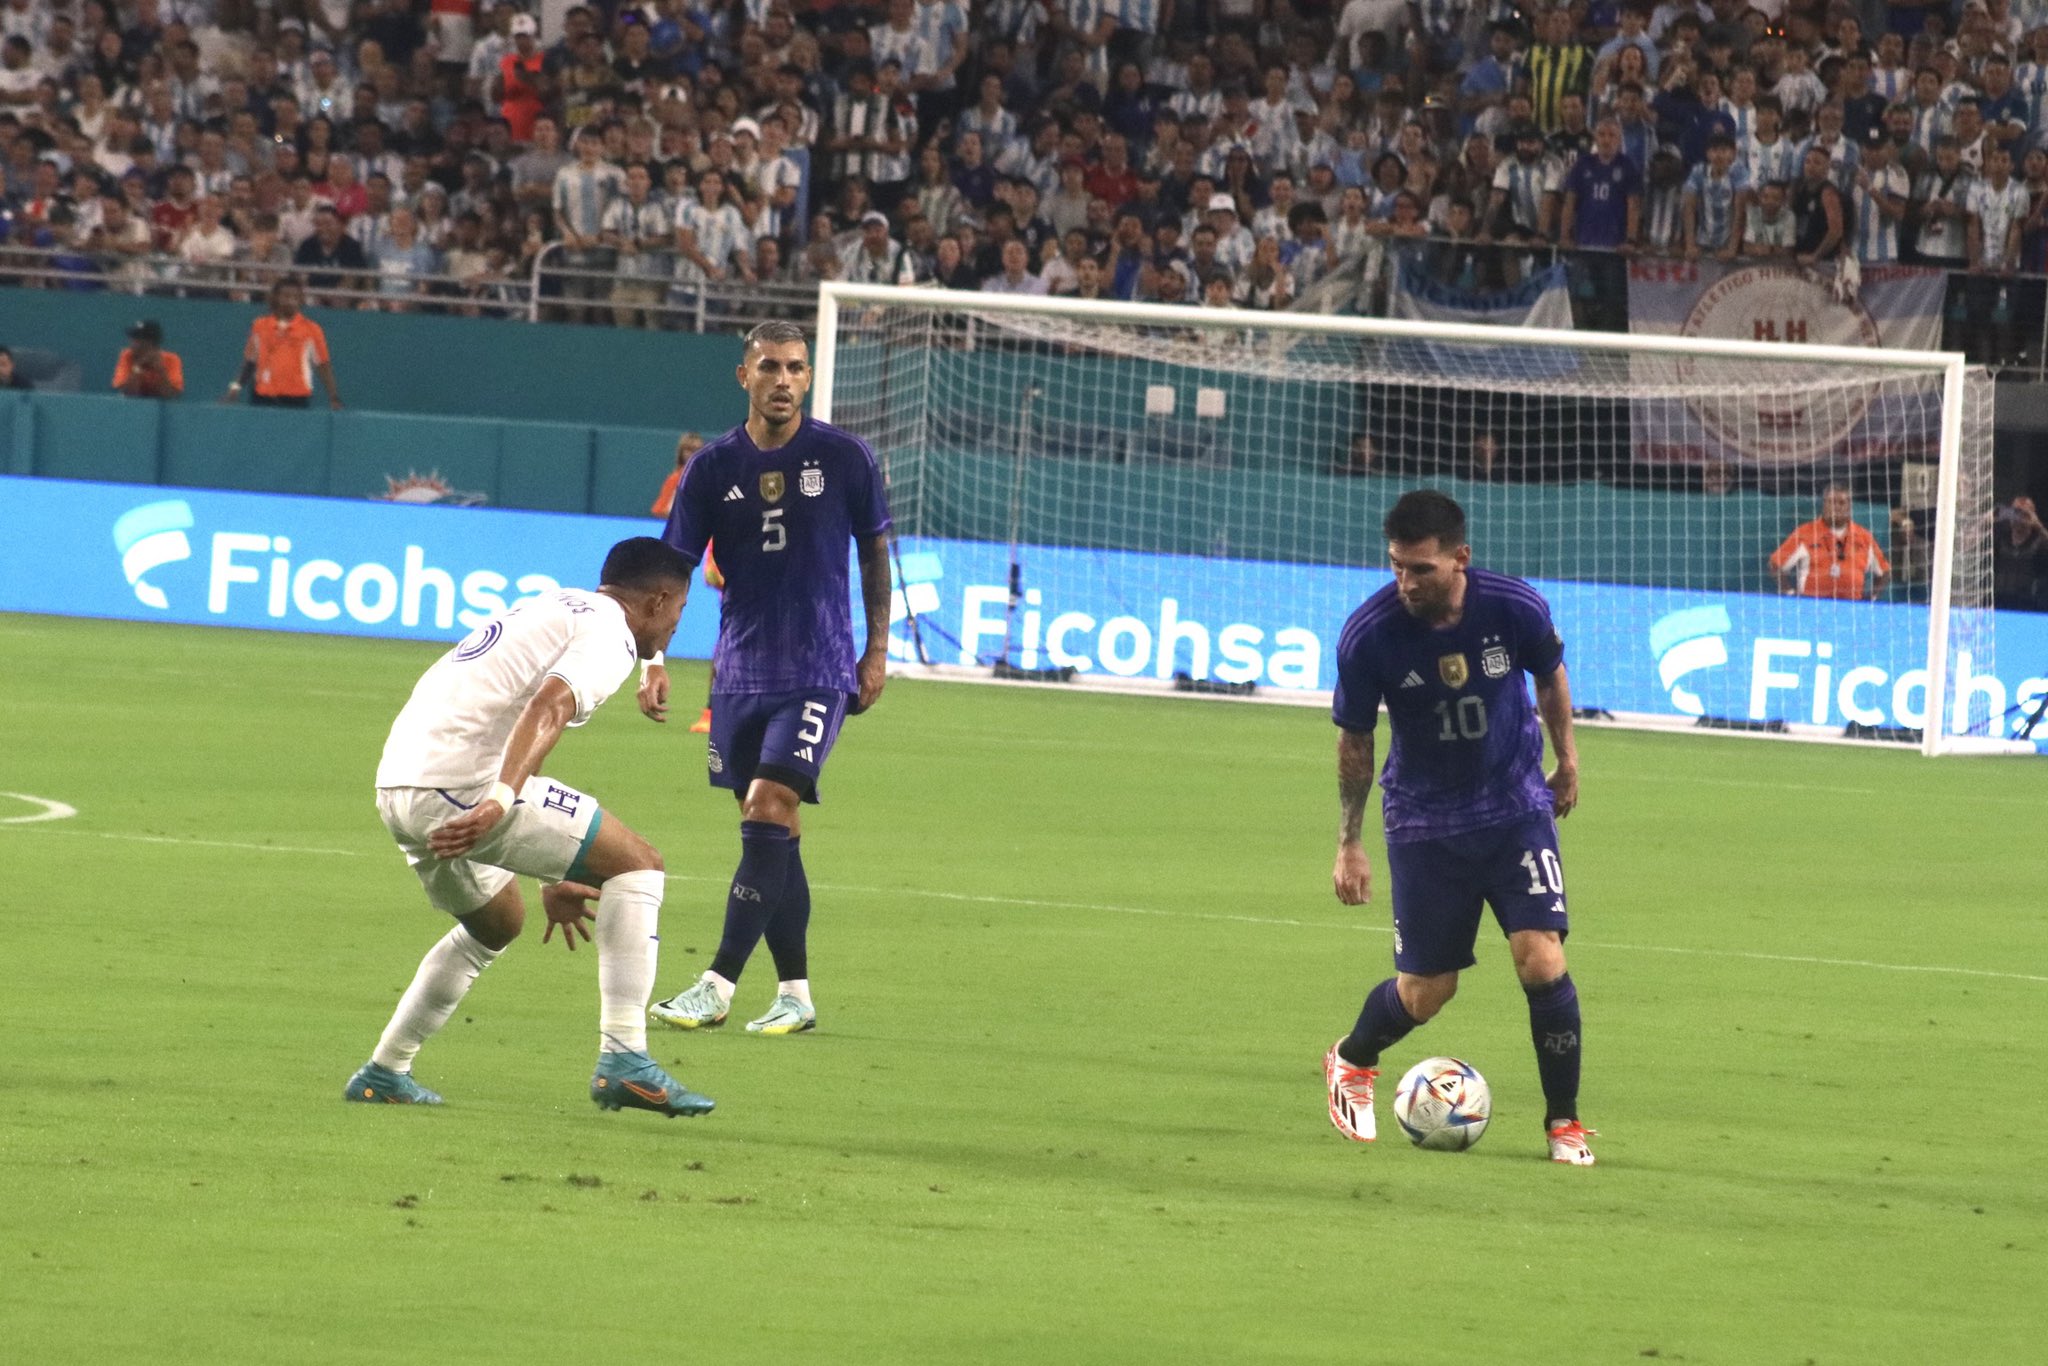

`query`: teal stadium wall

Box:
[0,289,741,430]
[0,296,1887,588]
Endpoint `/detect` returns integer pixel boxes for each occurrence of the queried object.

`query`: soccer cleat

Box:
[1324,1040,1377,1143]
[589,1051,715,1118]
[649,977,731,1030]
[343,1061,443,1106]
[744,993,816,1035]
[688,708,712,734]
[1546,1119,1598,1166]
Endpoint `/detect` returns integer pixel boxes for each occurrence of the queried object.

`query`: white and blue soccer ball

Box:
[1392,1057,1491,1151]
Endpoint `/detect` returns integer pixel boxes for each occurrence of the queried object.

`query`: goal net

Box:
[813,282,2014,755]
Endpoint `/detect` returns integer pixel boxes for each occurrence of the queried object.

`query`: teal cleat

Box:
[343,1061,444,1105]
[590,1051,715,1118]
[744,993,817,1035]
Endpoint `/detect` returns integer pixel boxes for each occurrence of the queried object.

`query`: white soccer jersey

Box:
[376,590,637,789]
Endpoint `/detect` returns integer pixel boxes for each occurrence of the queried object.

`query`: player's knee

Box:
[1399,972,1457,1021]
[1511,932,1566,983]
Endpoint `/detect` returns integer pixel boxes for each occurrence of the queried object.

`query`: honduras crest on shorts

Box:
[799,462,824,497]
[1481,644,1511,679]
[1438,652,1469,688]
[759,471,784,502]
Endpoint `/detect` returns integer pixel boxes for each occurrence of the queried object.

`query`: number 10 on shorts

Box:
[1520,848,1564,895]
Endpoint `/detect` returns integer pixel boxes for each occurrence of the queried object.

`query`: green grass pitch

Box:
[3,610,2044,1365]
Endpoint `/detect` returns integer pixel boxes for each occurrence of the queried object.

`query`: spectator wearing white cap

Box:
[1206,191,1255,273]
[493,12,548,142]
[840,208,917,283]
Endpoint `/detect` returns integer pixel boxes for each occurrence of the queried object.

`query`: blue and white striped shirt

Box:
[911,0,969,89]
[674,196,749,282]
[552,162,624,239]
[1683,162,1748,250]
[1851,163,1907,263]
[1742,133,1801,190]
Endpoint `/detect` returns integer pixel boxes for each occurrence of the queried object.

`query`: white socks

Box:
[701,969,736,1006]
[371,923,499,1073]
[779,979,813,1008]
[596,869,665,1055]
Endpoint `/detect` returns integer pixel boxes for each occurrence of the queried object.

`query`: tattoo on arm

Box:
[1337,729,1375,844]
[858,533,892,652]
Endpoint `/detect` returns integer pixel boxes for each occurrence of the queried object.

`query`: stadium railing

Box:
[6,240,2044,376]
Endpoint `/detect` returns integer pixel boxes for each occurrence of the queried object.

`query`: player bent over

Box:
[345,537,714,1118]
[640,320,893,1036]
[1323,491,1595,1165]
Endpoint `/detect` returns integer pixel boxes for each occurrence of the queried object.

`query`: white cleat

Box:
[649,976,731,1030]
[744,993,817,1035]
[1324,1040,1377,1143]
[1547,1119,1597,1166]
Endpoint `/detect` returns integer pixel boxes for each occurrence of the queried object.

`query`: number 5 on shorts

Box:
[798,700,828,744]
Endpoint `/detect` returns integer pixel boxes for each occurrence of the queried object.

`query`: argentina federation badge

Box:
[759,470,785,502]
[799,462,824,497]
[1481,643,1511,679]
[1438,652,1469,689]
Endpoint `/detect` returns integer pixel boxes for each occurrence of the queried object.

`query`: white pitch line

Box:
[4,825,2040,986]
[0,825,366,857]
[663,872,2048,986]
[0,792,79,824]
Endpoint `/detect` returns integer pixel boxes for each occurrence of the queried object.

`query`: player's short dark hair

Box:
[601,537,693,591]
[1384,490,1468,549]
[743,320,806,356]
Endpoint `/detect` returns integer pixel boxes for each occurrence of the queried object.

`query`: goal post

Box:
[814,281,2023,756]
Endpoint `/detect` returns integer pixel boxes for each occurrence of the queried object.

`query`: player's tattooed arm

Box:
[1534,663,1580,819]
[1333,728,1375,905]
[852,532,891,714]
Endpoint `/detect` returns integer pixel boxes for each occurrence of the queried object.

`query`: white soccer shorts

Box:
[375,777,603,916]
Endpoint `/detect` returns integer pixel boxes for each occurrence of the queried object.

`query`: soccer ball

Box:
[1392,1057,1491,1151]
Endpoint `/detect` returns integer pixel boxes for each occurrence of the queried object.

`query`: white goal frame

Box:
[813,281,1997,757]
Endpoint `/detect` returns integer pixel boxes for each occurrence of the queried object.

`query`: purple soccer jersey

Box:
[1332,568,1565,843]
[1563,150,1640,248]
[663,416,893,695]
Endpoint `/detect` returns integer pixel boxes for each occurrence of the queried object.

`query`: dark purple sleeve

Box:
[661,451,711,565]
[852,437,893,538]
[1331,627,1382,733]
[1518,593,1565,678]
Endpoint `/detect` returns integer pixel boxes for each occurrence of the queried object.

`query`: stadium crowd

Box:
[3,0,2048,354]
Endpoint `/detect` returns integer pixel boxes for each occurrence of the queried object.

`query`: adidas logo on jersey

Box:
[723,486,745,502]
[1399,670,1425,689]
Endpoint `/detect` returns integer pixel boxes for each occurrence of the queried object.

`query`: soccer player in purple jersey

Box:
[639,321,893,1036]
[1322,491,1596,1165]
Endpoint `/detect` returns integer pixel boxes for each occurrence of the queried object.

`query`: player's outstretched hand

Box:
[428,798,507,859]
[1548,762,1580,819]
[637,664,670,723]
[541,880,600,951]
[1333,844,1373,905]
[852,646,887,715]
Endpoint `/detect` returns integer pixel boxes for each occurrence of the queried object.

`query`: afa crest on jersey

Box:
[760,471,785,502]
[1438,653,1468,688]
[799,464,824,497]
[1482,644,1511,679]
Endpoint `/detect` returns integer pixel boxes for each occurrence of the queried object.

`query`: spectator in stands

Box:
[603,161,673,329]
[224,278,343,410]
[1993,496,2048,612]
[982,236,1046,294]
[112,319,184,399]
[1744,181,1795,259]
[1769,485,1891,602]
[494,14,548,142]
[0,345,29,391]
[294,204,370,302]
[841,208,913,284]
